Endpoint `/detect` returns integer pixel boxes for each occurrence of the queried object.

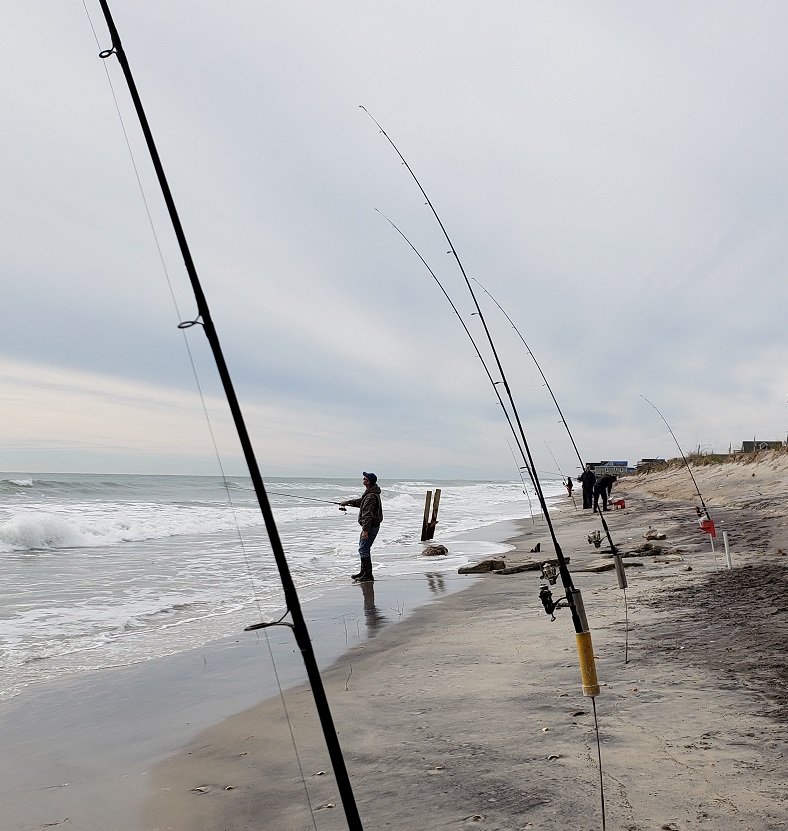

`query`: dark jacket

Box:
[594,474,616,495]
[347,484,383,531]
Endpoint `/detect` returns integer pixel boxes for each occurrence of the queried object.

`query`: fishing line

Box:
[641,395,719,568]
[623,585,629,665]
[472,278,586,465]
[506,439,536,524]
[610,552,630,665]
[269,491,348,510]
[81,1,186,323]
[92,4,364,827]
[544,440,578,512]
[641,395,711,519]
[591,697,607,831]
[366,107,573,575]
[84,5,323,825]
[81,1,279,615]
[364,107,606,828]
[472,278,618,551]
[365,105,587,569]
[374,208,537,497]
[245,614,321,831]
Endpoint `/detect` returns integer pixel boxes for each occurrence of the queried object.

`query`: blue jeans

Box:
[358,524,380,573]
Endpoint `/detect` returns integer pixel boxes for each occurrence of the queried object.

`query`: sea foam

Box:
[0,513,89,551]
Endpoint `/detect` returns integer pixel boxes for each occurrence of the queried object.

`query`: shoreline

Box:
[0,518,526,831]
[145,459,788,830]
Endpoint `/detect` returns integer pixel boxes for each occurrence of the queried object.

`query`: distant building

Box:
[740,440,784,453]
[636,458,666,470]
[588,460,634,476]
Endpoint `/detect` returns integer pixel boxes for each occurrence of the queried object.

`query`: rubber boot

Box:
[356,556,373,582]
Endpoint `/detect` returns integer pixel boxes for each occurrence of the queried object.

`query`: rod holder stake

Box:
[612,552,628,589]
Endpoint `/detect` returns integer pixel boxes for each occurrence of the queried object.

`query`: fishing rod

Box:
[641,395,711,520]
[374,208,538,500]
[544,441,578,511]
[363,106,601,694]
[506,439,536,524]
[472,278,586,463]
[269,491,348,510]
[365,108,606,828]
[94,5,363,828]
[472,278,617,552]
[641,395,718,568]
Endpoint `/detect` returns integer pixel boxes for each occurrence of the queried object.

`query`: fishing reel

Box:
[540,561,558,585]
[587,530,602,548]
[538,583,567,621]
[539,583,593,633]
[538,563,561,621]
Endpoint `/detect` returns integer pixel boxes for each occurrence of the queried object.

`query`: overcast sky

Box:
[2,1,787,479]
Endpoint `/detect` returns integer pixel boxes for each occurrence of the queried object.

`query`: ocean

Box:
[0,473,564,701]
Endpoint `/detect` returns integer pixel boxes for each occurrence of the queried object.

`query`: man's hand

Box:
[361,530,369,540]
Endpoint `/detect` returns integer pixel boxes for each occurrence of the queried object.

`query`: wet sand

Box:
[143,453,788,831]
[0,540,480,830]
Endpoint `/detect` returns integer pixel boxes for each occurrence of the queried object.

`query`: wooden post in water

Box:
[421,489,442,541]
[428,488,441,540]
[421,491,432,541]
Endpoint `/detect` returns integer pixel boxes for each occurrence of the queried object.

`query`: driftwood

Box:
[624,542,685,557]
[458,557,571,576]
[493,564,538,575]
[576,559,645,574]
[458,559,506,574]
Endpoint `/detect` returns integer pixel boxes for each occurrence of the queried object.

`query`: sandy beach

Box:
[1,567,483,831]
[138,452,788,831]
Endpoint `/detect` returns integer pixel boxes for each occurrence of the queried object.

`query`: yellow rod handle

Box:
[576,631,600,697]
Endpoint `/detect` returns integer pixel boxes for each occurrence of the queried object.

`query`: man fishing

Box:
[593,474,617,513]
[339,472,383,582]
[579,465,596,509]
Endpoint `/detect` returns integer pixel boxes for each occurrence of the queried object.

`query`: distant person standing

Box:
[579,466,596,510]
[339,472,383,582]
[565,477,574,497]
[593,474,617,513]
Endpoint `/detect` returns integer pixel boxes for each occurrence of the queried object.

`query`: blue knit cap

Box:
[363,471,377,485]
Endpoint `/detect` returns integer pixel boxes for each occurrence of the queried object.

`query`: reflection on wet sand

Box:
[359,580,386,633]
[353,572,451,637]
[425,573,446,595]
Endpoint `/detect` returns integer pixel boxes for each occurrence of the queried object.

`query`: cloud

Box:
[3,2,788,478]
